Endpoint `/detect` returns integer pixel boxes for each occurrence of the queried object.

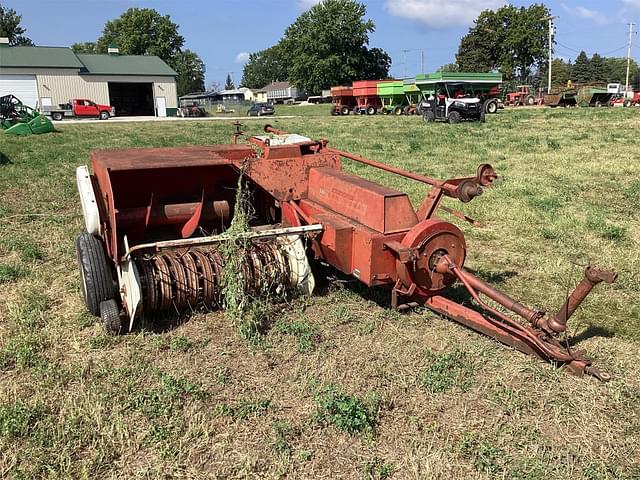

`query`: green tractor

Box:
[1,95,55,136]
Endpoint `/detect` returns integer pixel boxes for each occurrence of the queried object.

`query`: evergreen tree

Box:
[572,51,591,83]
[224,73,234,90]
[590,54,607,83]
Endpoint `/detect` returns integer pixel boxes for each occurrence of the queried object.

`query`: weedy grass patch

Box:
[315,384,380,435]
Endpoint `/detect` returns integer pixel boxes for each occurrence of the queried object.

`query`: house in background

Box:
[217,89,245,103]
[238,87,254,102]
[253,89,267,103]
[0,39,178,116]
[178,91,218,107]
[262,81,301,103]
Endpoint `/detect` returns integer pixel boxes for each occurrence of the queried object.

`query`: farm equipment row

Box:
[331,72,504,117]
[75,123,617,382]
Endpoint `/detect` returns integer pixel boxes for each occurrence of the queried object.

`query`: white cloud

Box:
[561,3,607,24]
[385,0,505,28]
[234,52,250,64]
[297,0,321,9]
[623,0,640,9]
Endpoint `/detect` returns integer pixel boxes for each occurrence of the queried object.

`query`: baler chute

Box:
[75,124,616,381]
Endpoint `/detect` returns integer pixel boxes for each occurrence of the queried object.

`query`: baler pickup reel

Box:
[75,124,616,381]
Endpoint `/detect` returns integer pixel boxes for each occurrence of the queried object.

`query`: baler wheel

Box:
[366,106,376,115]
[140,260,158,313]
[100,299,121,335]
[76,232,116,316]
[341,106,350,115]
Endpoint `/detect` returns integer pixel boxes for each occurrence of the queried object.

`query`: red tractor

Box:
[504,85,539,106]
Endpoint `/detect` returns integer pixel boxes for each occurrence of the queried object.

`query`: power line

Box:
[601,45,629,56]
[555,39,629,57]
[555,39,581,54]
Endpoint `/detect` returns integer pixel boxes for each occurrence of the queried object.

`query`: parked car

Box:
[247,103,274,116]
[42,99,115,121]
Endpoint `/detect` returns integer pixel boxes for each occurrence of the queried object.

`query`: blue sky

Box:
[7,0,640,88]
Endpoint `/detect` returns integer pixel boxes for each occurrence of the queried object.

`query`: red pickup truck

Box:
[44,99,115,121]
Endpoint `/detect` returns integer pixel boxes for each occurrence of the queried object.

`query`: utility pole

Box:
[625,23,635,96]
[420,50,424,74]
[543,15,557,94]
[401,49,409,79]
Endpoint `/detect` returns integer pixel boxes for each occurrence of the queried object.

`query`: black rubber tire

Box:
[76,232,116,316]
[100,299,122,336]
[485,100,498,114]
[353,106,360,115]
[393,106,403,115]
[594,100,602,108]
[423,110,435,123]
[99,111,110,120]
[340,106,349,115]
[525,95,535,106]
[403,106,411,115]
[366,106,376,115]
[448,111,462,124]
[52,112,63,121]
[623,99,632,107]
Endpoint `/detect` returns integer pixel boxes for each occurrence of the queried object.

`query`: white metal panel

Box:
[156,96,166,117]
[0,74,38,107]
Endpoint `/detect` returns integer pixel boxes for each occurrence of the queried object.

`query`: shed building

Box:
[0,41,178,116]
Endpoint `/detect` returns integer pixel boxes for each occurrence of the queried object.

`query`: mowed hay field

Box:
[0,107,639,479]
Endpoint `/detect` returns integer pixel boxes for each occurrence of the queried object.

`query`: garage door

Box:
[0,75,38,108]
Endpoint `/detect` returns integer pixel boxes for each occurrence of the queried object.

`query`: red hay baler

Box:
[75,124,616,381]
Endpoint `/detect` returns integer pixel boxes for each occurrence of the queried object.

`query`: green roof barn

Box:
[0,40,178,117]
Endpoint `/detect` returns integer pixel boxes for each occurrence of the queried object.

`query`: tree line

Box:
[541,52,638,88]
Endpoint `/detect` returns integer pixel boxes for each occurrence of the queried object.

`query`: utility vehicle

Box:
[420,82,486,124]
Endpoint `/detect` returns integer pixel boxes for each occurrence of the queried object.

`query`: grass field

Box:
[0,108,639,479]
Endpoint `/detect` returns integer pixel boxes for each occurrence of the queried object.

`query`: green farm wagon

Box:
[378,80,407,115]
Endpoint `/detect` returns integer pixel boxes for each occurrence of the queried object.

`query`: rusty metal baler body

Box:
[76,125,615,380]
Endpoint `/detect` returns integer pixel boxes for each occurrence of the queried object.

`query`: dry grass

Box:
[0,108,639,479]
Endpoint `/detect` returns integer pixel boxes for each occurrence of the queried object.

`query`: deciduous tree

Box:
[71,42,98,53]
[80,8,205,97]
[241,0,390,94]
[174,50,205,95]
[456,4,550,81]
[241,45,289,89]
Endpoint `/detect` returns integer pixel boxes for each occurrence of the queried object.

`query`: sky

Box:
[6,0,640,88]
